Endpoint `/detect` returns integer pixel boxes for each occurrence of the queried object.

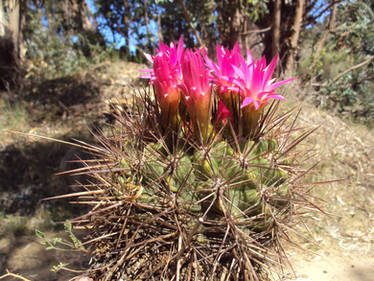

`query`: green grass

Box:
[0,99,31,144]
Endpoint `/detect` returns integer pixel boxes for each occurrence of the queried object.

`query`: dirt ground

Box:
[288,253,374,281]
[1,61,373,281]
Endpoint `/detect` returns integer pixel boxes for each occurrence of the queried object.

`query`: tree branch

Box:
[240,26,271,36]
[310,1,337,69]
[311,0,343,21]
[176,0,204,47]
[312,56,374,87]
[332,56,374,82]
[0,270,31,281]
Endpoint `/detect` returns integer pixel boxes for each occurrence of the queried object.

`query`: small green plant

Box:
[35,222,83,252]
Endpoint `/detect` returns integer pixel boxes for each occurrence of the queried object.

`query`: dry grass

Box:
[278,82,374,275]
[0,99,31,145]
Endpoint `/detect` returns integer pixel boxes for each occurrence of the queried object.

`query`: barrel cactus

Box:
[61,38,317,280]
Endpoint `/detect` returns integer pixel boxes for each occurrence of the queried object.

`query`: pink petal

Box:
[246,48,254,65]
[177,36,184,58]
[267,77,296,91]
[233,65,245,81]
[267,94,286,101]
[241,97,255,108]
[217,100,232,121]
[144,52,154,63]
[263,54,278,85]
[140,74,152,79]
[254,100,260,110]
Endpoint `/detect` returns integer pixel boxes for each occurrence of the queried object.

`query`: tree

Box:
[298,0,374,125]
[309,0,337,70]
[0,0,26,89]
[155,0,337,73]
[284,0,304,76]
[8,0,26,61]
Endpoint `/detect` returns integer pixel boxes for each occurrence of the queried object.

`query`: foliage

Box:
[0,214,31,238]
[0,101,30,138]
[22,0,109,81]
[35,221,86,275]
[35,222,83,251]
[320,72,374,125]
[298,0,374,126]
[92,0,270,52]
[94,0,159,50]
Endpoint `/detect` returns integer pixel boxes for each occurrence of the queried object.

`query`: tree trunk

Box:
[1,0,24,89]
[310,1,337,70]
[62,0,70,28]
[177,0,204,47]
[284,0,304,76]
[123,0,130,47]
[217,0,241,49]
[8,0,20,59]
[156,11,163,43]
[229,5,241,49]
[271,0,281,75]
[46,0,56,36]
[85,0,98,31]
[8,0,25,61]
[0,0,6,37]
[143,0,152,50]
[271,0,281,58]
[19,0,25,59]
[81,0,94,31]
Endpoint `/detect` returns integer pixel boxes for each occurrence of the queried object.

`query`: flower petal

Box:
[241,97,255,108]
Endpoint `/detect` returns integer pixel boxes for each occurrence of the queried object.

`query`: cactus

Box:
[59,39,317,281]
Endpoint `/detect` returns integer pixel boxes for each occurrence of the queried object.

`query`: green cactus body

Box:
[137,135,291,233]
[226,186,260,217]
[166,155,196,205]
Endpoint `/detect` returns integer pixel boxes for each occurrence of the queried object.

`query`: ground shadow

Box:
[28,75,99,105]
[4,73,102,123]
[0,130,100,280]
[0,64,129,280]
[0,131,98,217]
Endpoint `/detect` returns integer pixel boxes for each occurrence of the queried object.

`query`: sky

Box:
[85,0,330,53]
[86,0,128,50]
[86,0,158,54]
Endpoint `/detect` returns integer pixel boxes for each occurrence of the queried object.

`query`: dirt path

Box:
[289,253,374,281]
[279,88,374,281]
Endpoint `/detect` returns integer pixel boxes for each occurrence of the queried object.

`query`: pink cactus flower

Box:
[204,43,242,95]
[233,53,295,135]
[180,49,212,142]
[234,54,295,111]
[141,36,184,81]
[141,37,184,129]
[204,43,244,115]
